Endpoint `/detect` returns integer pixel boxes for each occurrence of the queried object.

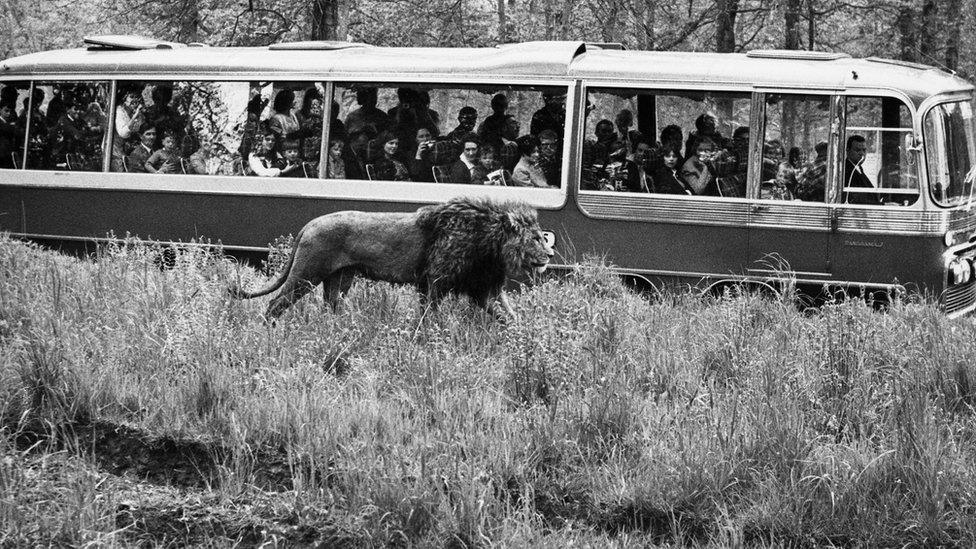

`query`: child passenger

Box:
[326,137,346,179]
[278,139,306,177]
[249,131,284,176]
[145,131,181,174]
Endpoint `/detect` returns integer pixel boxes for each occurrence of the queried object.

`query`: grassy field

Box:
[2,233,976,547]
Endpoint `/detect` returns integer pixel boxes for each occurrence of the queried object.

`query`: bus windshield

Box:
[925,99,976,207]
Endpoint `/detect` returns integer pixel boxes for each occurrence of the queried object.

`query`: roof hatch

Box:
[84,35,186,50]
[746,49,850,61]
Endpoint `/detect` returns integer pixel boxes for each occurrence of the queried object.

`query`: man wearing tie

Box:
[844,134,881,205]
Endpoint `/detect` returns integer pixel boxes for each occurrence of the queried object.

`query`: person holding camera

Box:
[681,135,720,195]
[111,87,144,171]
[409,126,437,182]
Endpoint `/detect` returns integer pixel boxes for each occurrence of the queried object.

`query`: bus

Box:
[1,35,975,314]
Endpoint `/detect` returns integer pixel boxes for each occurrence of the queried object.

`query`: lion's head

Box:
[501,208,555,276]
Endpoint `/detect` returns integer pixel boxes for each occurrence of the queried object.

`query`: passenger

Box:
[844,134,879,205]
[477,93,510,137]
[345,87,389,136]
[0,101,23,169]
[632,139,654,191]
[681,135,719,195]
[530,92,566,137]
[0,86,17,112]
[145,131,181,174]
[409,126,436,182]
[480,111,520,172]
[614,109,642,157]
[371,130,410,181]
[511,134,550,188]
[796,141,828,202]
[444,132,482,184]
[415,91,441,136]
[248,131,284,177]
[651,146,691,195]
[478,143,511,185]
[125,126,156,173]
[788,146,803,170]
[538,129,561,187]
[44,85,65,130]
[444,106,478,142]
[268,89,300,147]
[602,140,642,192]
[685,113,725,156]
[187,138,213,175]
[278,139,307,178]
[343,127,375,180]
[144,85,185,150]
[712,125,750,197]
[111,87,144,172]
[51,99,88,167]
[296,89,325,166]
[387,88,433,160]
[239,87,269,159]
[325,137,346,179]
[760,140,795,200]
[591,119,617,164]
[660,124,684,158]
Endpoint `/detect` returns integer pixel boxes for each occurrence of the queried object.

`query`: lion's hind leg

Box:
[322,268,357,311]
[265,276,322,319]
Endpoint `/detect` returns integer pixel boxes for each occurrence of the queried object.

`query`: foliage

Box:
[3,234,976,545]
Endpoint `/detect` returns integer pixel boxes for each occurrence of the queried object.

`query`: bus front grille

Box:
[944,280,976,315]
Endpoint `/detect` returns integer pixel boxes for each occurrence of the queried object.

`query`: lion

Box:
[229,197,555,320]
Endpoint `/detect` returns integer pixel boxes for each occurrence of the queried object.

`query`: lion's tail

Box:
[228,227,303,300]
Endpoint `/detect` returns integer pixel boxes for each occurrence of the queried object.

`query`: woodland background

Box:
[1,0,974,81]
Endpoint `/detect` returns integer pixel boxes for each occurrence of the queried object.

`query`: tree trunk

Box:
[497,0,507,42]
[896,5,917,62]
[715,0,738,53]
[807,0,815,49]
[784,0,802,50]
[310,0,340,41]
[944,0,961,71]
[918,0,937,64]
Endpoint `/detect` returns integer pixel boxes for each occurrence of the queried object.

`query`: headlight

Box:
[949,257,973,284]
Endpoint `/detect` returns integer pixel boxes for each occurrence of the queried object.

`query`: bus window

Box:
[111,82,190,174]
[761,94,831,202]
[327,83,565,187]
[0,81,29,169]
[582,88,751,197]
[843,96,918,206]
[25,82,109,171]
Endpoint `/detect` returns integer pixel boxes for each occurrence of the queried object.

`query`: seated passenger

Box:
[444,132,482,184]
[477,93,510,137]
[580,119,617,189]
[711,126,749,197]
[538,129,561,187]
[239,88,269,159]
[345,87,389,136]
[278,139,307,178]
[325,137,346,179]
[52,99,88,165]
[614,109,642,157]
[409,126,436,182]
[530,92,566,137]
[296,89,325,166]
[651,146,692,194]
[370,130,410,181]
[111,87,144,172]
[511,135,550,188]
[0,102,23,169]
[660,124,684,158]
[445,106,478,143]
[761,139,795,200]
[478,143,511,185]
[145,131,182,174]
[249,131,284,177]
[342,127,376,180]
[685,113,726,155]
[268,89,299,148]
[602,140,642,192]
[125,126,156,173]
[844,134,880,205]
[144,85,185,151]
[681,135,720,195]
[796,141,828,202]
[187,138,213,175]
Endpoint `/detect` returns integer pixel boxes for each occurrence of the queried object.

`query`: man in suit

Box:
[844,134,881,205]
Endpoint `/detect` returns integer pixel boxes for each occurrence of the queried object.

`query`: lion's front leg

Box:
[486,290,519,323]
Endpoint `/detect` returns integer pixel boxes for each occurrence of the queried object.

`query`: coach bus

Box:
[0,36,974,313]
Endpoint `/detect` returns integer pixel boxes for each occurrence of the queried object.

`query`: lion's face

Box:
[505,221,555,275]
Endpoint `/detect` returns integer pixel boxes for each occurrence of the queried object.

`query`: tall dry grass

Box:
[2,233,976,546]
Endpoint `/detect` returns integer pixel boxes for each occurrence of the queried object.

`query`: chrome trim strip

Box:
[9,232,268,253]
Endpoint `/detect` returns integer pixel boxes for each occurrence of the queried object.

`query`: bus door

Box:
[747,92,838,283]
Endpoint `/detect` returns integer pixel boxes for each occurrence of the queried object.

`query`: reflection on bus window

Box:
[327,83,564,187]
[762,94,831,202]
[0,81,29,169]
[583,88,751,197]
[25,82,109,171]
[843,96,918,206]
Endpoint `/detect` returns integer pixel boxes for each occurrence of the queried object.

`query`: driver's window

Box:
[843,96,918,206]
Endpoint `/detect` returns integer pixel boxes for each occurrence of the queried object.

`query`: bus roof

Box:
[1,39,970,107]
